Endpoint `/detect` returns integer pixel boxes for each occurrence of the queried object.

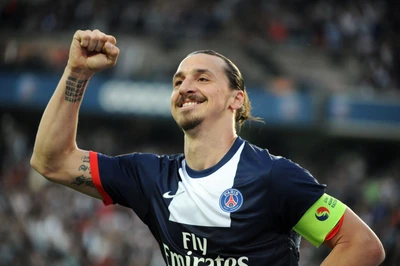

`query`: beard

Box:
[174,94,207,132]
[177,115,204,132]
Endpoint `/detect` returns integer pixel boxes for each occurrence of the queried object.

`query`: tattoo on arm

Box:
[71,153,93,187]
[65,76,87,103]
[71,176,95,187]
[81,155,89,163]
[78,164,90,172]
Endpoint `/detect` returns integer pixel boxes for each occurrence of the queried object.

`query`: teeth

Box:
[182,102,198,107]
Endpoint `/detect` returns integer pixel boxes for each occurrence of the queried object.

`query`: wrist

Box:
[62,67,91,103]
[64,65,95,80]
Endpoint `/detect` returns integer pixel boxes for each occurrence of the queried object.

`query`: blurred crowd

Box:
[1,0,400,265]
[1,111,399,266]
[1,0,399,96]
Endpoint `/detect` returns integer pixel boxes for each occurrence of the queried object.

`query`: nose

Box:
[178,78,196,95]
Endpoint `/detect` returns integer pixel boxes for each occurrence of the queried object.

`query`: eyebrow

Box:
[173,68,215,81]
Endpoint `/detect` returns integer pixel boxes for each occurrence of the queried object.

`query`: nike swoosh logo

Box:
[163,190,185,199]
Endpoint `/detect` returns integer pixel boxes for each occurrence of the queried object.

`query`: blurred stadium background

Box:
[0,0,400,265]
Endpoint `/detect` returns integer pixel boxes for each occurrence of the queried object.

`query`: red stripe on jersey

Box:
[90,151,113,205]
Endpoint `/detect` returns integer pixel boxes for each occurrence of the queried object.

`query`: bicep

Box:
[323,208,379,249]
[49,149,102,200]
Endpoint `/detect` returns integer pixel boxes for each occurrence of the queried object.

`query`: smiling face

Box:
[171,53,235,132]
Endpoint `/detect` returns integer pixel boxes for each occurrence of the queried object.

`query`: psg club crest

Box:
[219,188,243,213]
[315,207,330,221]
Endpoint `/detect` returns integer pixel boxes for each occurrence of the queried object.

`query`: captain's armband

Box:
[293,193,346,247]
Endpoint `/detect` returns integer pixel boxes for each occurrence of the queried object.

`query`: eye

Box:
[174,80,182,86]
[198,77,208,82]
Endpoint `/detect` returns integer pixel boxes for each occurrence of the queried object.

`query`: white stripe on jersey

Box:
[168,143,245,227]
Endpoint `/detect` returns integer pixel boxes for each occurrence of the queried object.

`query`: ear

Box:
[229,90,244,111]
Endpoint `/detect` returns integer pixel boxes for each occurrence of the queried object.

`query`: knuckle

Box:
[100,33,108,41]
[92,32,100,41]
[79,31,90,41]
[106,35,116,44]
[94,29,105,38]
[74,30,85,40]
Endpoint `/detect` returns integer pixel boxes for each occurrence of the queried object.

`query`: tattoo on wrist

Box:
[71,176,95,187]
[65,76,87,103]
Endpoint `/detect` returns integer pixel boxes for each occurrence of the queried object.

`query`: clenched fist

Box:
[67,29,119,75]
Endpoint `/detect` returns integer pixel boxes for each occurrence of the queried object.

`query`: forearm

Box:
[32,67,92,170]
[32,29,118,177]
[322,241,384,266]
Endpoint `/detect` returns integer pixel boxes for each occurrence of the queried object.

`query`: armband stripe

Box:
[293,193,346,247]
[90,151,114,205]
[325,214,344,241]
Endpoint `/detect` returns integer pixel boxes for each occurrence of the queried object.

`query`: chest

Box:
[157,158,275,235]
[153,167,284,263]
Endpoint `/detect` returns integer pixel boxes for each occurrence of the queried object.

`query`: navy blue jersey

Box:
[90,137,326,266]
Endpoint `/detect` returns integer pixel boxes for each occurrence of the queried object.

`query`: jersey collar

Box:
[184,137,244,178]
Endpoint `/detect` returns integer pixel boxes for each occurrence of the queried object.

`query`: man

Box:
[31,29,385,265]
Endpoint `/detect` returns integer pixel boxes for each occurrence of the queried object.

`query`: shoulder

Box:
[271,156,313,178]
[241,140,300,172]
[268,155,325,196]
[241,140,276,162]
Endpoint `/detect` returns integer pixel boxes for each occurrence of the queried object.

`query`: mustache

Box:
[176,94,206,106]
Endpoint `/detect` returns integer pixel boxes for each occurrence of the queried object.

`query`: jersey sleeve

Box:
[269,158,326,230]
[269,158,346,247]
[90,151,162,220]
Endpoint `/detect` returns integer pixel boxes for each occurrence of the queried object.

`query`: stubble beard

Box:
[174,94,208,132]
[178,115,204,132]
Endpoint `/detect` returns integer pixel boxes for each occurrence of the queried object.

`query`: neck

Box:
[183,121,238,171]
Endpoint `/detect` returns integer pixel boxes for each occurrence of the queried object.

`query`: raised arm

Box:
[30,29,119,199]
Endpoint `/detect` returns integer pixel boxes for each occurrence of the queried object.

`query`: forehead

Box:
[175,53,226,77]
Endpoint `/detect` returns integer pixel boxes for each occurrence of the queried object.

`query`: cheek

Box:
[214,89,231,107]
[170,91,178,106]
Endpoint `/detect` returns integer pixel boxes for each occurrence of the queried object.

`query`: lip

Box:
[176,94,206,108]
